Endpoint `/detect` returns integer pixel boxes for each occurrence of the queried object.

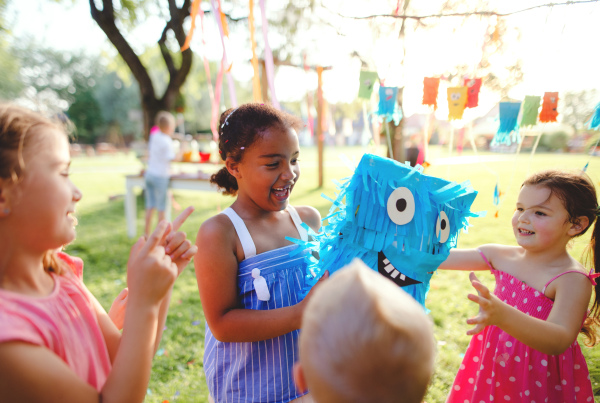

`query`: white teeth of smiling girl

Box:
[519,229,534,235]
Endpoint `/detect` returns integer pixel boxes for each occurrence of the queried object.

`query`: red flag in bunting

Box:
[423,77,440,109]
[539,92,559,123]
[463,78,482,108]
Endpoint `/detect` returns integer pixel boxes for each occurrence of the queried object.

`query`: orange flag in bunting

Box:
[423,77,440,109]
[539,92,559,123]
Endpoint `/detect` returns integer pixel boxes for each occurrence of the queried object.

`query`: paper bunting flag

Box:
[376,86,402,124]
[539,92,559,123]
[447,87,468,120]
[292,154,479,308]
[492,102,521,146]
[520,95,541,127]
[358,71,378,100]
[423,77,440,109]
[588,102,600,130]
[463,78,482,108]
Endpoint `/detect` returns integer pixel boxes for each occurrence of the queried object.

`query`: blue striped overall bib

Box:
[204,206,310,403]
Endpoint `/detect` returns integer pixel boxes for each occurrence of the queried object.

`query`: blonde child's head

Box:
[0,103,76,275]
[295,259,436,403]
[155,111,175,135]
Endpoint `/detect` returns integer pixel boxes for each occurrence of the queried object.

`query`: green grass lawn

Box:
[67,145,600,402]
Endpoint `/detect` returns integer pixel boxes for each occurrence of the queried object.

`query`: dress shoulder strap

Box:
[476,248,494,272]
[287,206,308,242]
[542,270,597,294]
[221,208,257,259]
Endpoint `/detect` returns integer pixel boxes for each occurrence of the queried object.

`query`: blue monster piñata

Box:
[294,153,479,308]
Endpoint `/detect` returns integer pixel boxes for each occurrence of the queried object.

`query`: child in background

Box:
[195,103,326,403]
[145,111,177,237]
[442,170,599,402]
[293,259,436,403]
[0,103,197,402]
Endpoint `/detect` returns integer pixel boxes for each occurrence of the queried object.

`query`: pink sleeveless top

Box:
[0,253,111,390]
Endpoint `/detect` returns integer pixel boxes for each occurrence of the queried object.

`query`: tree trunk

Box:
[90,0,192,140]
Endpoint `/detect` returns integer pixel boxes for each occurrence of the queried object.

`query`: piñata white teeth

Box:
[377,251,421,288]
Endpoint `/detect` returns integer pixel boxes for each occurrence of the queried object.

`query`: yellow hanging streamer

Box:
[249,0,262,102]
[181,0,201,51]
[219,1,229,37]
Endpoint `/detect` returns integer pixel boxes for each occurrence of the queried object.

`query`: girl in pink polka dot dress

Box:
[441,170,600,403]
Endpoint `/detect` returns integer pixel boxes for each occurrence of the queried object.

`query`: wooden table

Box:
[125,174,217,238]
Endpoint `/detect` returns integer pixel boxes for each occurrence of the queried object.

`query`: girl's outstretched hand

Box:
[162,206,198,275]
[466,271,504,335]
[127,221,178,305]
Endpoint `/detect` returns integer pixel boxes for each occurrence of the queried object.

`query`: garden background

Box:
[69,144,600,402]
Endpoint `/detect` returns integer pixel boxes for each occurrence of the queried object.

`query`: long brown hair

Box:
[523,170,600,345]
[0,103,72,275]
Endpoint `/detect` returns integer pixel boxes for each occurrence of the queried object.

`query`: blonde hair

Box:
[299,259,436,403]
[155,111,175,132]
[0,103,72,275]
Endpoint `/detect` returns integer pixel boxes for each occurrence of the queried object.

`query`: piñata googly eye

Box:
[436,211,451,243]
[387,187,415,225]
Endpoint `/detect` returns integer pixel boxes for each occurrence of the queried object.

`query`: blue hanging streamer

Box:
[493,182,500,207]
[588,102,600,130]
[492,102,522,146]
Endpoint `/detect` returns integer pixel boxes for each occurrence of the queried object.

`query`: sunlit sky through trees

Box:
[8,0,600,119]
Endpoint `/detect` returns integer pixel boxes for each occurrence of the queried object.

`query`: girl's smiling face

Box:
[9,128,82,252]
[511,184,576,252]
[230,126,300,212]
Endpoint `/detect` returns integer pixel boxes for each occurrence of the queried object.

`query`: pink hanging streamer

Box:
[259,0,280,109]
[196,8,219,141]
[210,0,237,108]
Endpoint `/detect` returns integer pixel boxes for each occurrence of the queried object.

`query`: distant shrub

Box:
[539,131,568,152]
[585,132,600,152]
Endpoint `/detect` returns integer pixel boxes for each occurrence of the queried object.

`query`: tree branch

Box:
[159,0,193,105]
[325,0,600,21]
[89,0,156,100]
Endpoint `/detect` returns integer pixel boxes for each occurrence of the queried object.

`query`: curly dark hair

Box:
[210,103,303,196]
[523,169,600,345]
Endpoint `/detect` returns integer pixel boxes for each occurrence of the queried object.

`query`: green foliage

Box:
[539,131,569,152]
[0,39,22,99]
[586,132,600,151]
[67,86,104,144]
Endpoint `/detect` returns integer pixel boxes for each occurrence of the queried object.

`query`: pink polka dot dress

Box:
[447,268,595,403]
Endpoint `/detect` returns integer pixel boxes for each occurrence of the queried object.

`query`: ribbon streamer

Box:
[210,0,237,108]
[248,0,262,102]
[180,0,201,51]
[259,0,280,109]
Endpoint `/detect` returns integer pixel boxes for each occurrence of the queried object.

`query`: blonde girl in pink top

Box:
[441,170,600,402]
[0,103,197,402]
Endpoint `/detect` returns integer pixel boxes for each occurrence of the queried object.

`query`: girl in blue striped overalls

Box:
[194,103,326,403]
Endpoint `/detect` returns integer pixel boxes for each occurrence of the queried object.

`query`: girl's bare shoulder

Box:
[479,244,522,264]
[293,205,322,232]
[197,213,237,243]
